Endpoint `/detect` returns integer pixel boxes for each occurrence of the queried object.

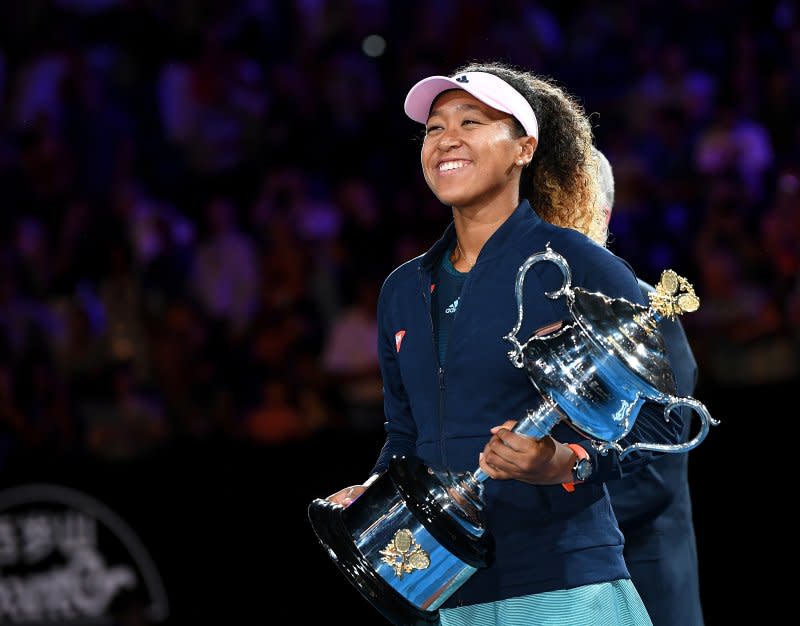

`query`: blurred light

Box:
[362,34,387,58]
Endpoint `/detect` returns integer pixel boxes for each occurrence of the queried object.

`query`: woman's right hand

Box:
[327,484,368,507]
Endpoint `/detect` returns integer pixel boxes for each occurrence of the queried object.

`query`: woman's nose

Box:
[437,128,462,150]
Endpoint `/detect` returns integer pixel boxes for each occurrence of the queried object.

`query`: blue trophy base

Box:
[308,497,440,625]
[308,456,493,625]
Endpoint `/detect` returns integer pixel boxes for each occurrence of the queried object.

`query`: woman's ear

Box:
[519,136,537,165]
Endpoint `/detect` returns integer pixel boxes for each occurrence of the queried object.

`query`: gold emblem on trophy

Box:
[379,529,431,577]
[636,269,700,332]
[650,269,700,318]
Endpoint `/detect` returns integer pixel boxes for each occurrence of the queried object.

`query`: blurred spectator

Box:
[13,111,76,217]
[684,245,797,388]
[59,45,136,204]
[11,215,52,299]
[761,65,797,161]
[760,169,800,295]
[147,298,228,440]
[51,298,108,400]
[242,379,312,445]
[9,42,70,132]
[321,274,383,433]
[629,41,716,134]
[694,94,775,201]
[0,253,60,361]
[97,236,150,382]
[18,351,75,456]
[333,177,391,284]
[50,197,110,292]
[140,212,195,318]
[189,196,260,338]
[169,27,267,183]
[82,361,168,462]
[692,175,764,274]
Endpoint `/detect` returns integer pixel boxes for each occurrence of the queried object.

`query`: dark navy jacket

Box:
[370,200,681,607]
[606,280,704,626]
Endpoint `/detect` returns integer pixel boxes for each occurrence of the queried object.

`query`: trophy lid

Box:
[570,289,677,395]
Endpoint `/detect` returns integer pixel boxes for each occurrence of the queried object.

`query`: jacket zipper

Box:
[421,262,466,608]
[438,366,446,467]
[419,266,447,468]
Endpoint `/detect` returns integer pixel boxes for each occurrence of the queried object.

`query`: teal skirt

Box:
[439,579,652,626]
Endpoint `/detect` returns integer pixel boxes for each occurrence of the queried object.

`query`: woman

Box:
[327,61,655,625]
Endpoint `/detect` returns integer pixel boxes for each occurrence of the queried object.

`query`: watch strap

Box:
[561,443,589,493]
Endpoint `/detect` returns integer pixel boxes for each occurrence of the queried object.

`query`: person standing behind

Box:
[324,62,679,625]
[596,147,705,626]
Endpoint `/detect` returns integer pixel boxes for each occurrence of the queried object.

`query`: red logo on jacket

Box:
[395,330,406,352]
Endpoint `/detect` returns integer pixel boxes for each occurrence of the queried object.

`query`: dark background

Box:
[1,1,797,624]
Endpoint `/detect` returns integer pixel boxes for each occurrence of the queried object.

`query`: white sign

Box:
[0,483,169,624]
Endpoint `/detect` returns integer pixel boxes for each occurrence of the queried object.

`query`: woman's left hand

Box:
[326,484,368,507]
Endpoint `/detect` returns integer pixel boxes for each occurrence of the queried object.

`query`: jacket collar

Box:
[420,199,541,270]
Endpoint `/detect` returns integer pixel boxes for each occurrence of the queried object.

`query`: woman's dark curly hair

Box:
[453,61,606,244]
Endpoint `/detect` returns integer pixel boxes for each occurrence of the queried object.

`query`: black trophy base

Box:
[308,497,440,626]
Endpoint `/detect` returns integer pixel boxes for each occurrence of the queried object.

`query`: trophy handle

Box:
[595,397,720,459]
[504,246,572,368]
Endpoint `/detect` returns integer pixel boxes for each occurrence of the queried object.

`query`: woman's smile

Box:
[437,159,473,175]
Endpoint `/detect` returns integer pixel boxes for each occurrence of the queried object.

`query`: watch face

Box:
[575,458,593,481]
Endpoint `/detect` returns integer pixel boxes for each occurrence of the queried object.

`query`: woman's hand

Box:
[326,485,367,507]
[478,420,576,485]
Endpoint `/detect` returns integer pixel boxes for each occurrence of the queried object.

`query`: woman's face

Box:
[420,90,532,212]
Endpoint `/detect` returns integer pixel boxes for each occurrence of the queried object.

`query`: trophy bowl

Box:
[308,246,718,625]
[308,455,491,626]
[500,246,716,457]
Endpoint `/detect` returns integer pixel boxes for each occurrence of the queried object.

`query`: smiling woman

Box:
[406,63,607,258]
[416,88,536,261]
[317,60,668,626]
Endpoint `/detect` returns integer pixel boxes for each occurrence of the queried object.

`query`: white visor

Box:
[404,71,539,140]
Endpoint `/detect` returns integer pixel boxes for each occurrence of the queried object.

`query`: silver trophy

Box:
[308,247,719,626]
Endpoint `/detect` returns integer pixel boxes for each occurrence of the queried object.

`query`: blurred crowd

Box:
[0,0,798,469]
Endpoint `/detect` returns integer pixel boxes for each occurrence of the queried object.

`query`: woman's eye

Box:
[424,119,480,135]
